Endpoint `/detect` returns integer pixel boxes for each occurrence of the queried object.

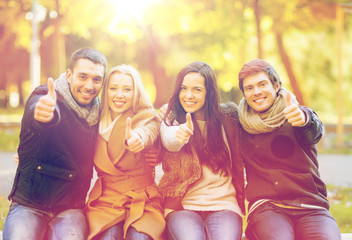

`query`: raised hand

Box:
[34,77,57,123]
[125,117,144,153]
[283,91,306,127]
[176,112,193,145]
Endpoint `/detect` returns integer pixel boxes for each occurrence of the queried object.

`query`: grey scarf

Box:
[239,88,297,134]
[54,73,100,126]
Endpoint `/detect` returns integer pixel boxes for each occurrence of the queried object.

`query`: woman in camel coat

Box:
[85,65,165,240]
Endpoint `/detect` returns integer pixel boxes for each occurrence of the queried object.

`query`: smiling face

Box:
[107,73,134,119]
[179,72,207,120]
[243,71,280,113]
[66,58,105,106]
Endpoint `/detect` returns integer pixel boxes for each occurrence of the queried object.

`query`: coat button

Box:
[274,181,279,186]
[37,166,42,170]
[68,173,73,178]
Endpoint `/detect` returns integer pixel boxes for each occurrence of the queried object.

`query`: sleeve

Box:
[294,106,323,145]
[160,121,184,152]
[133,118,160,149]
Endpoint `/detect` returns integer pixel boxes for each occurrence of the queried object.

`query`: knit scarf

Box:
[239,88,298,134]
[54,73,100,126]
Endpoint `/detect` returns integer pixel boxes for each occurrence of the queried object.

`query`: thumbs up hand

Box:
[176,113,193,145]
[34,77,57,123]
[125,117,144,153]
[283,92,306,127]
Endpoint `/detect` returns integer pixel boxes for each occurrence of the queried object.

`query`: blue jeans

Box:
[166,210,242,240]
[99,221,152,240]
[246,202,341,240]
[3,202,88,240]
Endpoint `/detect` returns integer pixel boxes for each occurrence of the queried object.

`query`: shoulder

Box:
[220,102,239,119]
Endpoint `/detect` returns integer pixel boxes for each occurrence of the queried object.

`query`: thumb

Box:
[186,113,193,131]
[47,77,56,101]
[286,91,292,107]
[125,117,133,139]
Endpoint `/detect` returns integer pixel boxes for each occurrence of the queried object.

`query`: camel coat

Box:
[86,109,165,240]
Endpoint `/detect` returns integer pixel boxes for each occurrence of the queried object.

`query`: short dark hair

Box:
[238,59,281,92]
[69,48,108,77]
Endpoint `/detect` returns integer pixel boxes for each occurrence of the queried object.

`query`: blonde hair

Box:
[100,64,154,120]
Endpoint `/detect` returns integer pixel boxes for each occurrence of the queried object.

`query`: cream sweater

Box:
[160,120,242,217]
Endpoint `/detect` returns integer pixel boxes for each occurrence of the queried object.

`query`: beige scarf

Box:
[54,73,100,126]
[239,88,298,134]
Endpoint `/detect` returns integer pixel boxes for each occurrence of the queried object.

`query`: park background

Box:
[0,0,352,236]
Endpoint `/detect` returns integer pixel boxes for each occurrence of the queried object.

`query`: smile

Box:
[113,101,126,107]
[184,101,196,106]
[254,97,265,104]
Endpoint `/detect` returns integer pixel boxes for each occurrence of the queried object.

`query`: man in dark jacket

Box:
[237,59,341,240]
[3,48,107,240]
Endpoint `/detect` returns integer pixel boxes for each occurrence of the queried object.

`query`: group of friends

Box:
[2,47,342,240]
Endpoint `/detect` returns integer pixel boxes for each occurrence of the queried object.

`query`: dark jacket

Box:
[241,106,329,210]
[9,84,98,212]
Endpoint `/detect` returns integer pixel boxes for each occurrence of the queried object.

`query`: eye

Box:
[194,88,202,93]
[93,78,102,83]
[124,88,132,92]
[79,75,87,80]
[244,86,252,92]
[109,87,116,91]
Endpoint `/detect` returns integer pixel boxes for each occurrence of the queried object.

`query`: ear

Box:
[65,69,72,83]
[275,83,280,94]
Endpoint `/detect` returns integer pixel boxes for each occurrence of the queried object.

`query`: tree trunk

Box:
[254,0,263,59]
[274,31,305,105]
[145,27,172,108]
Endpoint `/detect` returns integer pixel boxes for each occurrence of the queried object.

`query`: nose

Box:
[84,79,94,92]
[253,86,262,95]
[185,89,193,99]
[116,89,123,97]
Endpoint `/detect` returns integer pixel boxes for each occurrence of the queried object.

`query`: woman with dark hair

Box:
[158,61,245,240]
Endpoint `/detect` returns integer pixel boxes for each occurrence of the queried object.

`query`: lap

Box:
[3,202,87,240]
[166,210,242,240]
[246,202,341,240]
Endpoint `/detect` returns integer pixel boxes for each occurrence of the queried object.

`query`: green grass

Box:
[0,186,351,232]
[0,196,10,230]
[328,185,352,233]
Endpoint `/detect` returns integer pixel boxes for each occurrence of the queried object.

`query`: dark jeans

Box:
[245,202,341,240]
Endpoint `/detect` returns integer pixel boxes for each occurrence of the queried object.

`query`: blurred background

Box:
[0,0,352,234]
[0,0,351,150]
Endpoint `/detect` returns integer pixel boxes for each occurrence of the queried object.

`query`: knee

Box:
[126,227,152,240]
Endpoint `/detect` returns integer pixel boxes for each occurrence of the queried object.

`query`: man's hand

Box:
[283,92,306,127]
[125,117,144,153]
[144,146,160,167]
[34,78,57,123]
[176,113,193,145]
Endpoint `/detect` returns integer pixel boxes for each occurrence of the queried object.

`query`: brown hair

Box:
[238,59,281,92]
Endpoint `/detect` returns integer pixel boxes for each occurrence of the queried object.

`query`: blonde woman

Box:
[86,65,165,240]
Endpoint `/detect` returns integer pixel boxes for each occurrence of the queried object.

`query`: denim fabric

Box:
[166,209,242,240]
[246,202,341,240]
[99,221,152,240]
[3,202,87,240]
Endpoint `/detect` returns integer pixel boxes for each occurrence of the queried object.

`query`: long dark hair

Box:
[165,61,230,174]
